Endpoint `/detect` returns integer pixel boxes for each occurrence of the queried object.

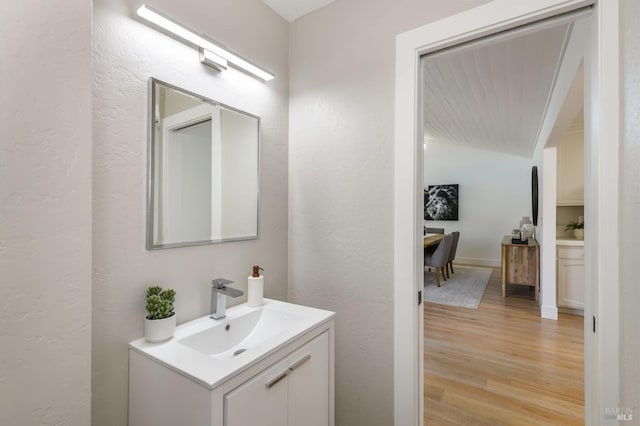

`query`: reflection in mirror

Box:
[147,78,259,249]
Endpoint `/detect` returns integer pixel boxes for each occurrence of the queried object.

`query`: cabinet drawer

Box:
[557,246,584,260]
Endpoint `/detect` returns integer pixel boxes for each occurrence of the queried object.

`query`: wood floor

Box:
[424,267,584,425]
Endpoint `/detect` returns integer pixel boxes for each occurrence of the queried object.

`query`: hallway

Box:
[424,267,584,425]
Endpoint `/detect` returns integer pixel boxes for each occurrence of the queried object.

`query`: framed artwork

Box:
[424,184,459,221]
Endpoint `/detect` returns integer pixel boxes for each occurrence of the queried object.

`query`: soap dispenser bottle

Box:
[247,265,265,307]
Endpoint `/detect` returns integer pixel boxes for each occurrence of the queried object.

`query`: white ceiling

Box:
[422,23,573,158]
[261,0,336,22]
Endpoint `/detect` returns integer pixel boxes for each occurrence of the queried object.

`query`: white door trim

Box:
[162,104,221,242]
[393,1,619,425]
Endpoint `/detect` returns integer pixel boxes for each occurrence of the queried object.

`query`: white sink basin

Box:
[177,306,302,360]
[129,299,334,389]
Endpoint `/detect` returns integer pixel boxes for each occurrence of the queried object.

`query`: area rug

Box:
[424,266,492,309]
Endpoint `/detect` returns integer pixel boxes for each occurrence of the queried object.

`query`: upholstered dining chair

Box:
[423,228,443,267]
[445,231,460,279]
[424,233,453,287]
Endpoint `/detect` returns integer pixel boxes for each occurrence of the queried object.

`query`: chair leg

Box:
[444,265,450,280]
[435,268,441,287]
[441,267,447,281]
[449,261,454,275]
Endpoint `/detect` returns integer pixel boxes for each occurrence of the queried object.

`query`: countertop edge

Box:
[556,238,585,246]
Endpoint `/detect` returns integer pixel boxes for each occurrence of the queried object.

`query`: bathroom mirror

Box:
[147,78,260,249]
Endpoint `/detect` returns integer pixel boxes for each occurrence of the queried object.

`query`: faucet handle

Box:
[212,278,234,288]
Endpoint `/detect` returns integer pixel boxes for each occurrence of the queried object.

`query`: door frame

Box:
[162,104,221,242]
[393,1,620,425]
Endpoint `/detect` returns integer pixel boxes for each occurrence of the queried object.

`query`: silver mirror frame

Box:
[146,77,261,250]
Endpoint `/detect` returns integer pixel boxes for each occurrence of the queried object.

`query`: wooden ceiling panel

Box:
[422,23,572,158]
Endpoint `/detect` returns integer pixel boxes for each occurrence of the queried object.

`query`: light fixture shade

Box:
[199,48,227,71]
[137,4,275,81]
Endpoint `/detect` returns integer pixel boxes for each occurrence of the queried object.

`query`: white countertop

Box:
[556,237,584,246]
[129,299,335,390]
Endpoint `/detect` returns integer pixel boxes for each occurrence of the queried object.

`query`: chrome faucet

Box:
[210,278,244,320]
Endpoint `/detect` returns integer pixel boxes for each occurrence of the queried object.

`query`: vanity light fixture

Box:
[137,4,275,81]
[199,48,227,71]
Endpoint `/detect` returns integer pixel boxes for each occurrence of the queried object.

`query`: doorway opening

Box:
[419,13,588,423]
[394,1,621,425]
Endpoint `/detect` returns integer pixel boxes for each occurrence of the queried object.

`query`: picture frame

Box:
[424,184,459,221]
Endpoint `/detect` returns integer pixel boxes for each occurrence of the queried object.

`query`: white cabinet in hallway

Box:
[557,245,585,310]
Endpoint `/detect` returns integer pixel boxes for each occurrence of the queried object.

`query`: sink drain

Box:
[233,348,247,357]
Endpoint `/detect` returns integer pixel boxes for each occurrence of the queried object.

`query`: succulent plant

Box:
[145,286,176,320]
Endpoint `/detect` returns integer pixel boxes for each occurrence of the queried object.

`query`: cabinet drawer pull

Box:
[289,354,311,371]
[265,354,311,389]
[265,369,290,389]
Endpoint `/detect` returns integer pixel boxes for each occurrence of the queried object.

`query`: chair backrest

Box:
[426,227,444,234]
[447,231,460,262]
[428,234,453,267]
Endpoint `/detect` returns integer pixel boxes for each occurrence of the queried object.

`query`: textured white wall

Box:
[620,0,640,416]
[0,1,92,425]
[92,0,289,424]
[288,1,491,424]
[423,142,532,266]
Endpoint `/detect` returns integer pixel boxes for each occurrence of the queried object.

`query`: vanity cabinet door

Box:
[224,359,289,426]
[223,331,331,426]
[288,332,329,426]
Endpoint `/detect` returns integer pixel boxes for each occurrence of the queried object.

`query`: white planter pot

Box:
[144,313,176,342]
[573,229,584,240]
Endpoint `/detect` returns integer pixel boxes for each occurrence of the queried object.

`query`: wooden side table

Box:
[501,236,539,300]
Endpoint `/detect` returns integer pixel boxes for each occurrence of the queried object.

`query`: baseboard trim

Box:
[454,257,501,268]
[541,305,558,320]
[558,306,584,317]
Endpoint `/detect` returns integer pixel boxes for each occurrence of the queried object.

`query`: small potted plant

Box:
[565,220,584,240]
[144,286,176,342]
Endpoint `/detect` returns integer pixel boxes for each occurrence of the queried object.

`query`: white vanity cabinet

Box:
[225,332,329,426]
[129,316,334,426]
[557,245,585,311]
